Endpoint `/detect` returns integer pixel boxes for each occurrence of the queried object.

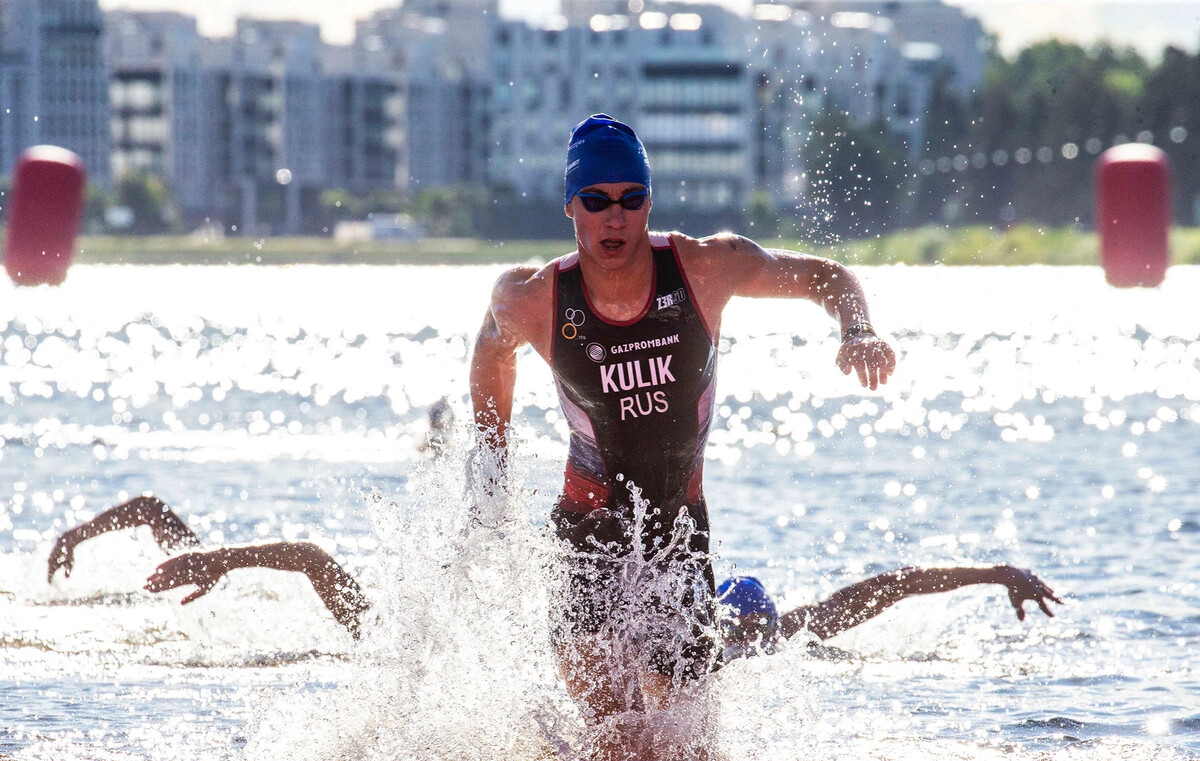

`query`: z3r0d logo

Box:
[562,308,585,340]
[586,342,606,363]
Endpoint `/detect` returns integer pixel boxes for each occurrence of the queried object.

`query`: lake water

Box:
[1,263,1198,760]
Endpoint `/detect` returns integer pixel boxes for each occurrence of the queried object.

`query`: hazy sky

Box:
[97,0,1200,58]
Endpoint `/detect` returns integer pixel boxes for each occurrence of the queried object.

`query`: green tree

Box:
[84,184,110,233]
[0,176,10,226]
[914,40,1157,228]
[800,110,908,241]
[319,188,366,222]
[743,189,778,238]
[1143,46,1200,223]
[114,171,176,234]
[411,185,489,237]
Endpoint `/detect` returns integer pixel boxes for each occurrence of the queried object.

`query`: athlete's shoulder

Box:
[491,257,558,305]
[667,231,768,279]
[487,254,572,344]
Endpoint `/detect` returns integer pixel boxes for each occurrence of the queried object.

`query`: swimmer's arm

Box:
[48,495,200,582]
[470,267,541,452]
[702,235,895,389]
[779,566,1063,641]
[470,306,520,453]
[144,542,370,638]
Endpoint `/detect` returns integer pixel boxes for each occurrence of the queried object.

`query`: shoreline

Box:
[48,224,1200,266]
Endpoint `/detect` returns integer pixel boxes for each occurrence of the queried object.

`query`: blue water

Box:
[0,263,1197,760]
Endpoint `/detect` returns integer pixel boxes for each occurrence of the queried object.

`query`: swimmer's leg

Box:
[639,672,712,761]
[555,636,644,761]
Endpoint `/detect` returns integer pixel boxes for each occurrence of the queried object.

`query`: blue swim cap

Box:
[564,114,651,206]
[716,576,779,625]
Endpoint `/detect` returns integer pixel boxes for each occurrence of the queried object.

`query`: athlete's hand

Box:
[996,566,1063,621]
[464,442,511,529]
[144,551,227,605]
[562,508,631,556]
[47,528,81,583]
[836,334,896,390]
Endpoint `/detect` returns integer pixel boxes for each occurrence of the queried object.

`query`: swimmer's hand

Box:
[47,528,81,582]
[562,508,631,555]
[144,551,227,605]
[997,566,1063,621]
[464,442,510,529]
[836,332,896,390]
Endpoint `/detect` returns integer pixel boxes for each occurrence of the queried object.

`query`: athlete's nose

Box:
[603,202,627,228]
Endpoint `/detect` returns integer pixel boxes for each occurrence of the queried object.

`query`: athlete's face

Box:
[720,612,776,650]
[565,182,652,270]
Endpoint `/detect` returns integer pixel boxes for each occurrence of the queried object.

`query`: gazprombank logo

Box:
[586,342,606,362]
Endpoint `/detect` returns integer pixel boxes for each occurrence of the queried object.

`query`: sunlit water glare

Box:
[1,263,1198,760]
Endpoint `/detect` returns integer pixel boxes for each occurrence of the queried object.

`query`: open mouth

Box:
[600,238,625,253]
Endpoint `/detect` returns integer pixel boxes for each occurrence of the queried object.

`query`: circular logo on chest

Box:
[586,342,606,363]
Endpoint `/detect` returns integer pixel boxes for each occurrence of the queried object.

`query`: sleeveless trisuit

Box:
[549,233,718,679]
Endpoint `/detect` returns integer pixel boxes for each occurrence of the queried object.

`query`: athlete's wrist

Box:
[841,322,876,342]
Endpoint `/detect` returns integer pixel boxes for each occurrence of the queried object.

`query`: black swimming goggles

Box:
[577,189,649,213]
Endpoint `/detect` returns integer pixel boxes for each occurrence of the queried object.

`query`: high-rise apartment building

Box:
[0,0,110,185]
[106,11,405,232]
[107,11,215,222]
[355,0,496,191]
[8,0,983,233]
[491,2,753,229]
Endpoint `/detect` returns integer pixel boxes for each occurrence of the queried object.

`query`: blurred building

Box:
[0,0,110,186]
[493,2,753,228]
[105,11,404,233]
[781,0,986,156]
[788,0,986,96]
[355,0,495,191]
[7,0,983,234]
[107,11,216,224]
[746,4,820,208]
[322,44,406,195]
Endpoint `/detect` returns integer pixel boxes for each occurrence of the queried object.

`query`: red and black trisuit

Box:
[549,233,718,679]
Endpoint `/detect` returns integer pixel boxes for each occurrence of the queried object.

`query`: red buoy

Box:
[3,146,87,286]
[1095,144,1171,288]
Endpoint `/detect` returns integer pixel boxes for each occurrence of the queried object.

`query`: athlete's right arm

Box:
[48,495,201,582]
[469,265,550,454]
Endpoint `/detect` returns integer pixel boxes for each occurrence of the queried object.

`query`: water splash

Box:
[240,442,567,760]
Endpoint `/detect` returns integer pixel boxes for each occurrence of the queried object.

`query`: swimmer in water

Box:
[716,568,1062,663]
[46,494,369,638]
[46,497,1063,660]
[46,402,455,638]
[417,396,456,457]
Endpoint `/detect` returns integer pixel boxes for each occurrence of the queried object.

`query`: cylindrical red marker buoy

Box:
[3,145,87,286]
[1095,144,1171,288]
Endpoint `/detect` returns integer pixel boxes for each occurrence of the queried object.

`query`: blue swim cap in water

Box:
[564,114,651,206]
[716,576,779,625]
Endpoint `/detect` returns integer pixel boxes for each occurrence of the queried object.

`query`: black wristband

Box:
[841,322,876,342]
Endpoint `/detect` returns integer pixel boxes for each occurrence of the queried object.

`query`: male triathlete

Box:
[469,114,897,758]
[716,569,1061,663]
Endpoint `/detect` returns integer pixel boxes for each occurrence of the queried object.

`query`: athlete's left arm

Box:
[778,566,1062,641]
[697,234,896,390]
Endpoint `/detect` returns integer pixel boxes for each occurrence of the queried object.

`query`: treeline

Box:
[803,40,1200,241]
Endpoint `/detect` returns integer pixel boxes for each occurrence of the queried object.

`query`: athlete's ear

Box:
[565,202,575,220]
